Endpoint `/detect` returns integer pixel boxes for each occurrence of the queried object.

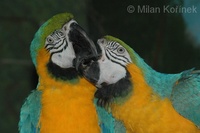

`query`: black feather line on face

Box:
[94,70,132,108]
[47,60,79,81]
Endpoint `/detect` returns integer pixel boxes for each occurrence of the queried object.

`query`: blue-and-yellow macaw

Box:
[18,13,120,133]
[78,35,200,133]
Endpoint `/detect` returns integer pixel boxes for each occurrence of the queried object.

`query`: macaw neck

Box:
[133,53,181,98]
[47,61,79,81]
[36,57,80,88]
[37,66,80,88]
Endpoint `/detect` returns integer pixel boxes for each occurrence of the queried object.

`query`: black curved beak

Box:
[68,22,101,73]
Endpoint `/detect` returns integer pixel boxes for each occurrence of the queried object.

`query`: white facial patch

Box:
[51,43,75,68]
[96,38,132,86]
[45,20,77,68]
[97,55,127,86]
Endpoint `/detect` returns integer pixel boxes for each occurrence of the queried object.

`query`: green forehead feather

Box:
[30,12,74,66]
[104,35,137,63]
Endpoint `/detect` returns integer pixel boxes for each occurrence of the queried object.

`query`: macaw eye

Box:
[47,37,54,44]
[117,47,125,54]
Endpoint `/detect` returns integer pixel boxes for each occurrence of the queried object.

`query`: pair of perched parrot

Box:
[19,12,200,133]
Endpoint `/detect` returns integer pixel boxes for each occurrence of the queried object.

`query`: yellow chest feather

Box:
[38,78,100,133]
[111,64,200,133]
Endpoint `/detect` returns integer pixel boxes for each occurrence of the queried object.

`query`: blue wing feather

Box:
[94,99,126,133]
[171,69,200,126]
[19,89,42,133]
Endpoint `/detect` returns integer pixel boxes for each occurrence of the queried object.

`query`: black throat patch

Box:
[94,70,132,107]
[47,61,79,81]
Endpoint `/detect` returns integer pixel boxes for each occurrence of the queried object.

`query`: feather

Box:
[19,89,41,133]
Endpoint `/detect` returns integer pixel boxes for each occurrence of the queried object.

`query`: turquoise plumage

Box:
[171,69,200,126]
[94,99,126,133]
[19,90,41,133]
[134,50,200,126]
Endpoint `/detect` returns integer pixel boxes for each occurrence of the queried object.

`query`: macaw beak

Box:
[68,22,101,73]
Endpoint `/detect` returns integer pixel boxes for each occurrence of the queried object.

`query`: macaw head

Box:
[78,35,138,106]
[31,13,98,82]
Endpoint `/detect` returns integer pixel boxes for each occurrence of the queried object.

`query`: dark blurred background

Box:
[0,0,200,132]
